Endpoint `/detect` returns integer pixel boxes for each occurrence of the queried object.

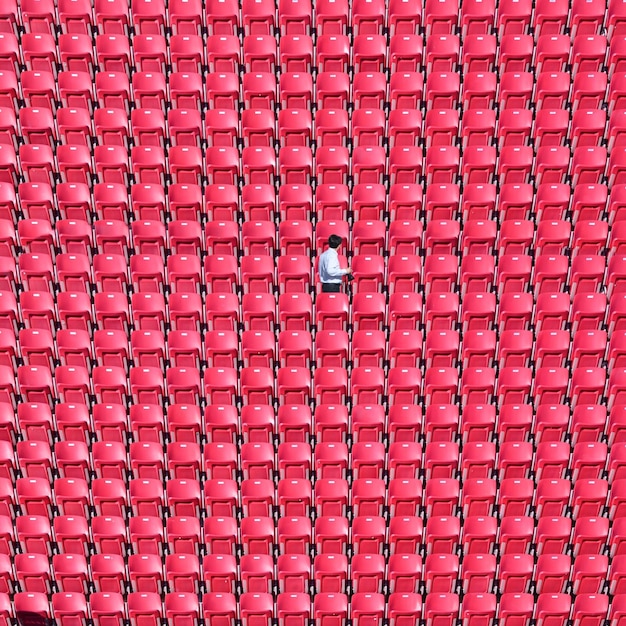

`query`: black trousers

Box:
[321,283,341,293]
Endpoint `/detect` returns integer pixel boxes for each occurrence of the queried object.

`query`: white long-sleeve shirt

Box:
[318,248,347,284]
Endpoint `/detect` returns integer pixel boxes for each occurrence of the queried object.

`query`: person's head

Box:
[328,234,343,249]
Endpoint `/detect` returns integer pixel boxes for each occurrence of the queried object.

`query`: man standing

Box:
[318,234,352,293]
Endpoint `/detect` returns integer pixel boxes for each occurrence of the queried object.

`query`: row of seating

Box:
[1,110,617,153]
[0,68,622,112]
[2,181,621,225]
[2,0,615,39]
[2,252,620,294]
[8,361,626,407]
[3,289,625,339]
[10,106,626,154]
[2,218,623,264]
[5,32,626,79]
[5,437,624,482]
[2,325,622,372]
[7,143,626,189]
[0,590,619,626]
[2,511,622,556]
[7,551,626,595]
[4,399,624,446]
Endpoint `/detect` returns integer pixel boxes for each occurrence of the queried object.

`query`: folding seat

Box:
[239,516,275,557]
[497,443,534,486]
[423,292,458,333]
[273,111,310,151]
[534,516,572,557]
[349,254,384,295]
[349,475,386,517]
[573,71,607,114]
[305,415,344,453]
[459,110,496,151]
[533,220,570,257]
[533,146,571,187]
[530,254,569,296]
[459,366,498,406]
[277,35,312,76]
[497,515,536,556]
[612,555,626,599]
[425,35,459,74]
[572,517,609,557]
[461,72,497,111]
[55,476,91,518]
[277,515,312,555]
[388,72,424,112]
[15,552,50,594]
[423,593,462,626]
[534,594,573,626]
[51,592,90,626]
[128,592,167,626]
[384,255,420,295]
[243,35,277,74]
[0,328,17,368]
[241,479,272,517]
[95,34,130,74]
[349,111,384,149]
[128,440,165,481]
[240,146,275,186]
[532,554,570,595]
[608,109,626,156]
[157,79,200,119]
[460,254,497,295]
[92,476,128,517]
[423,405,458,445]
[345,0,385,35]
[424,441,460,481]
[460,439,496,479]
[128,109,166,149]
[55,108,95,150]
[237,554,274,594]
[19,144,55,187]
[349,329,386,369]
[129,254,165,294]
[496,72,534,111]
[18,107,56,149]
[534,330,570,367]
[424,146,460,186]
[240,366,274,405]
[533,36,569,77]
[168,145,203,186]
[314,478,348,517]
[570,593,609,626]
[164,553,200,594]
[424,220,460,257]
[312,516,351,558]
[389,184,422,222]
[54,513,92,556]
[496,34,532,75]
[350,441,386,481]
[570,125,607,177]
[239,71,277,112]
[15,2,50,33]
[531,109,569,151]
[569,365,606,410]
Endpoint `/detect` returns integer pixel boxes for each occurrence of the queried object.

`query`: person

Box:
[318,234,352,293]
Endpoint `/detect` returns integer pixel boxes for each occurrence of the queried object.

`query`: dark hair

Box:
[328,234,343,249]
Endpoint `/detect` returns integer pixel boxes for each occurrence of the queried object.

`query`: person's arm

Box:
[325,253,350,278]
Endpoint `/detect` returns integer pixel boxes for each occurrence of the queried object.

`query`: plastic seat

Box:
[15,554,51,593]
[427,35,460,73]
[54,109,93,151]
[537,34,570,72]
